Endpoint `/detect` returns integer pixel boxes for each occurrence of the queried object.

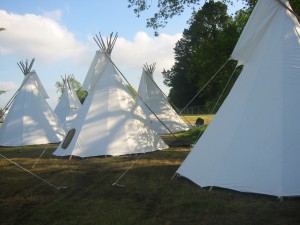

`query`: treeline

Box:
[162,0,300,112]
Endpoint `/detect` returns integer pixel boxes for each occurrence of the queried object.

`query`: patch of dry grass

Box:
[182,114,214,125]
[1,131,300,225]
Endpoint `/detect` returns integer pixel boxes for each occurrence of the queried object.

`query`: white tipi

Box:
[53,33,168,157]
[137,63,190,134]
[177,0,300,197]
[0,59,65,146]
[54,75,82,130]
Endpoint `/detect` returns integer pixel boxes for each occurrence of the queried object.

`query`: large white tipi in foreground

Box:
[0,59,65,146]
[137,63,190,134]
[53,33,168,158]
[54,75,82,130]
[177,0,300,197]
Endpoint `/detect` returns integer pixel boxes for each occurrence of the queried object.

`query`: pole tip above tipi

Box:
[143,63,156,76]
[93,32,118,55]
[17,58,35,75]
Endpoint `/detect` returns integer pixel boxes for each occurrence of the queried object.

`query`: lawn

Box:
[0,115,300,225]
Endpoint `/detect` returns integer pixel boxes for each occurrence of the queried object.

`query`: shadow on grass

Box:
[1,143,300,225]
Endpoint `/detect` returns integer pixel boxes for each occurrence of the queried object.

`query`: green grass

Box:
[1,116,300,225]
[1,143,300,225]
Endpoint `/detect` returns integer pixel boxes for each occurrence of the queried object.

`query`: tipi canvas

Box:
[137,63,190,134]
[0,59,65,146]
[54,75,82,130]
[177,0,300,197]
[53,33,168,157]
[80,33,118,93]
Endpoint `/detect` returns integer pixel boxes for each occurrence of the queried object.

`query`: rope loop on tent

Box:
[0,153,67,191]
[179,59,229,115]
[112,153,145,188]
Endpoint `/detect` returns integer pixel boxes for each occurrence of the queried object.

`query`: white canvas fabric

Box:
[0,71,65,146]
[81,50,107,92]
[54,53,168,157]
[137,68,190,134]
[177,0,300,197]
[25,70,49,99]
[54,78,82,130]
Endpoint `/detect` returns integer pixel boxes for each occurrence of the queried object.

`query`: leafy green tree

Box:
[55,76,87,104]
[290,0,300,14]
[163,1,243,110]
[128,0,300,34]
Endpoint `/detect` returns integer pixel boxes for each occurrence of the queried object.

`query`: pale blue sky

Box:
[0,0,243,108]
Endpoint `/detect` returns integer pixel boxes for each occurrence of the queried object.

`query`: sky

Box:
[0,0,244,109]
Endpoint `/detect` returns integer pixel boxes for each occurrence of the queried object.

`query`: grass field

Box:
[1,115,300,225]
[181,114,214,125]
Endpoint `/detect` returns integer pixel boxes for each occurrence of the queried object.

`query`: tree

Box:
[128,0,300,34]
[163,1,242,110]
[55,76,87,104]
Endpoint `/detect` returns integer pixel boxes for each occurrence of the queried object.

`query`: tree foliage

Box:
[55,76,87,104]
[128,0,300,34]
[163,0,244,110]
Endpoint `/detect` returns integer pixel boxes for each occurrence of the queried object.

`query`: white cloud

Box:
[110,31,181,95]
[0,11,182,108]
[114,31,182,72]
[0,10,86,62]
[0,82,18,91]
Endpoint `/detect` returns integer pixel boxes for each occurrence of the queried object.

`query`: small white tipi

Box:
[0,59,65,146]
[53,33,168,157]
[137,63,190,134]
[177,0,300,197]
[54,75,82,130]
